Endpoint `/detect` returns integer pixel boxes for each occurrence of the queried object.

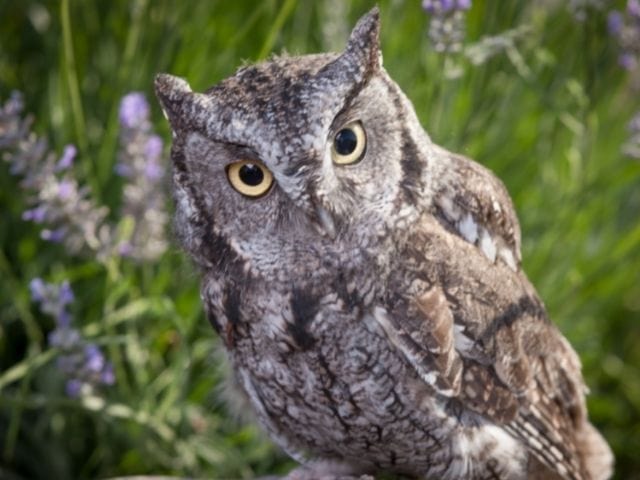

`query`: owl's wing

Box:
[374,272,587,480]
[373,149,593,478]
[430,145,522,271]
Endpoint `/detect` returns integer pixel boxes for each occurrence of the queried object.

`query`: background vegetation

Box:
[1,0,639,478]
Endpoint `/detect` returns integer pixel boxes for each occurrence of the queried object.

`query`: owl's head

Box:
[155,8,429,270]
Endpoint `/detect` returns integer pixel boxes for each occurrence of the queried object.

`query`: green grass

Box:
[1,1,639,478]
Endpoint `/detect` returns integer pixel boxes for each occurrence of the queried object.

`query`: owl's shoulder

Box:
[428,145,522,271]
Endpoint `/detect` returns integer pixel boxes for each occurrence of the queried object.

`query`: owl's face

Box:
[156,11,425,270]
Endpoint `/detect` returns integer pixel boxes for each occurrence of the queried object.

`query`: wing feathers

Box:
[431,146,522,271]
[374,283,598,480]
[373,286,463,396]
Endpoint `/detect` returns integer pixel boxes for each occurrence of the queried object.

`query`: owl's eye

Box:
[332,122,366,165]
[226,160,274,197]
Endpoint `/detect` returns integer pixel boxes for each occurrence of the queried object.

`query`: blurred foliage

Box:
[0,0,639,478]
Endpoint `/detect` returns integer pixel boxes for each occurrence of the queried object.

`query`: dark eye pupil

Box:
[334,128,358,155]
[239,164,264,186]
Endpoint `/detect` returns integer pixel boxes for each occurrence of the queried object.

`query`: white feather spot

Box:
[421,371,437,386]
[175,186,196,218]
[371,307,443,390]
[450,423,525,478]
[479,229,497,263]
[301,132,315,147]
[231,118,245,130]
[438,195,461,221]
[454,324,474,354]
[458,214,478,244]
[499,248,517,271]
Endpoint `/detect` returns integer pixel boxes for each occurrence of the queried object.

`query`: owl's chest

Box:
[228,295,457,473]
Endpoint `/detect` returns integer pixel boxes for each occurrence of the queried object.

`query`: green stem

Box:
[0,249,43,347]
[96,0,148,185]
[2,366,33,462]
[60,0,87,153]
[257,0,297,60]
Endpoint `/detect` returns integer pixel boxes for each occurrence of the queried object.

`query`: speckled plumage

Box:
[155,8,613,480]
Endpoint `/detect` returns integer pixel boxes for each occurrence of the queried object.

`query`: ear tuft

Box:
[154,73,193,130]
[345,6,382,72]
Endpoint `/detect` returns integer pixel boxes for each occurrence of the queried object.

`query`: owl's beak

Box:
[312,203,337,240]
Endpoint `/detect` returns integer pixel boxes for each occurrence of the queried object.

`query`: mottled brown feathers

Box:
[155,7,612,480]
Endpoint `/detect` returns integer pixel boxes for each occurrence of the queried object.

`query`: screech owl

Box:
[155,7,613,480]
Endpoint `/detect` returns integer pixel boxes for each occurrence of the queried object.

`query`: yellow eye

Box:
[331,121,366,165]
[226,160,274,198]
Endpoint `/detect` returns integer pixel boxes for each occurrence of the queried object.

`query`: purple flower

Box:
[144,158,163,180]
[101,364,115,385]
[119,92,150,129]
[56,310,72,327]
[628,0,640,19]
[440,0,455,12]
[57,179,74,200]
[114,162,133,177]
[422,0,470,14]
[144,135,163,160]
[29,278,46,302]
[608,11,623,35]
[619,52,637,70]
[116,92,168,261]
[2,93,114,258]
[608,2,640,76]
[48,327,81,348]
[422,0,471,53]
[3,91,167,262]
[41,228,66,243]
[56,144,76,171]
[22,205,47,223]
[118,241,134,256]
[31,278,74,326]
[32,278,115,397]
[85,344,105,372]
[59,280,74,305]
[65,379,83,398]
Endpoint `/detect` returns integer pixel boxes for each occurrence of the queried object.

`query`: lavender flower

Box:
[56,144,76,171]
[31,278,115,397]
[0,93,113,257]
[608,2,640,74]
[29,278,74,326]
[0,91,28,150]
[1,90,168,262]
[608,2,640,158]
[115,92,168,261]
[119,92,151,129]
[422,0,472,53]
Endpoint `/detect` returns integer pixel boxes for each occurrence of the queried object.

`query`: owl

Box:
[155,7,613,480]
